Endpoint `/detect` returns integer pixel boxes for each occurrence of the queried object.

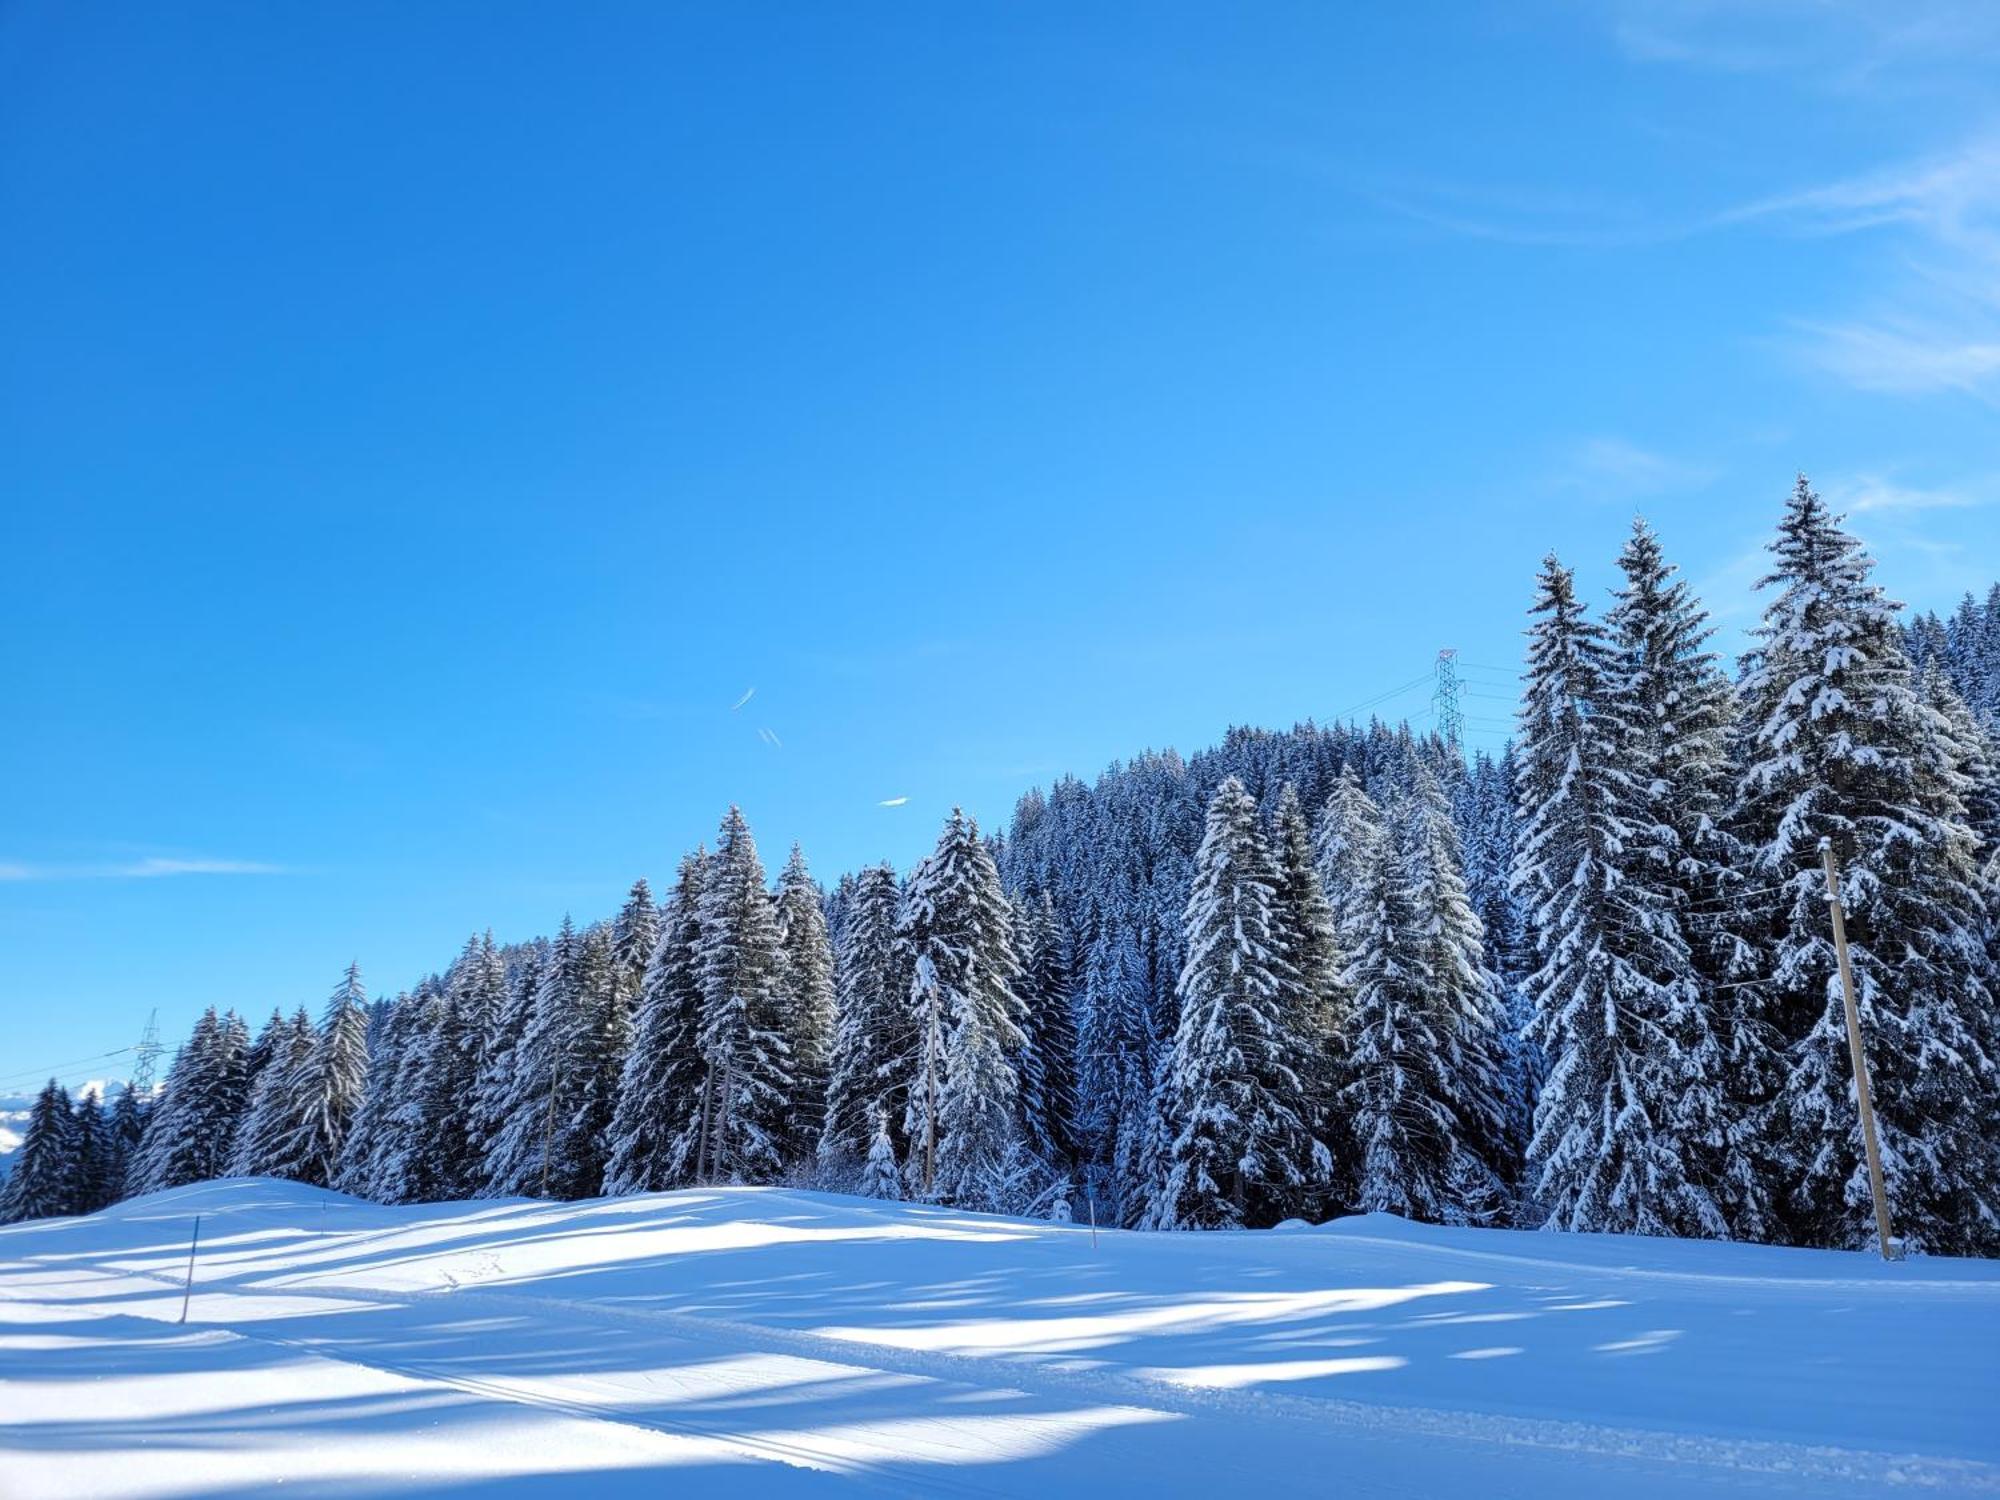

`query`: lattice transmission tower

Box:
[131,1009,165,1094]
[1433,648,1464,748]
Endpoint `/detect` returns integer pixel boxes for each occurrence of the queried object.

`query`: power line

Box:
[0,1045,136,1093]
[1327,671,1435,724]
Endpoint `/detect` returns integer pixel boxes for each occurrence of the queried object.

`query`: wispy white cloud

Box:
[1727,137,2000,405]
[1820,472,1995,515]
[1545,437,1717,498]
[1604,0,2000,92]
[0,856,285,883]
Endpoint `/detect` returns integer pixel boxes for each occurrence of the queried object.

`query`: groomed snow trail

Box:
[3,1181,1997,1498]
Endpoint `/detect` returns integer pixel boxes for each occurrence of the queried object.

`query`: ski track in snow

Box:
[4,1181,1998,1498]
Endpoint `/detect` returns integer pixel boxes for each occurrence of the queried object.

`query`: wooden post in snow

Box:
[177,1214,203,1325]
[540,1061,562,1200]
[1820,841,1896,1261]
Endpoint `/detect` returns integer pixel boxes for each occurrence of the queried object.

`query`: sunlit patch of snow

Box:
[1141,1355,1407,1388]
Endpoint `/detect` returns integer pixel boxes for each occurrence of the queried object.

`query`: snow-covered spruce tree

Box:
[1335,768,1489,1225]
[0,1082,76,1222]
[540,923,624,1199]
[1943,588,1999,729]
[335,992,419,1199]
[1012,893,1080,1170]
[1733,479,2000,1254]
[129,1008,251,1194]
[1513,554,1728,1239]
[1606,518,1770,1234]
[606,849,712,1194]
[471,940,543,1187]
[483,919,589,1196]
[612,879,661,1017]
[228,1007,318,1179]
[1461,748,1540,1166]
[860,1109,902,1200]
[1313,764,1381,949]
[1392,750,1512,1217]
[900,811,1029,1208]
[774,845,837,1165]
[102,1082,147,1205]
[70,1088,121,1215]
[238,1008,286,1106]
[819,862,906,1170]
[1267,782,1343,1214]
[1078,915,1157,1225]
[421,931,507,1199]
[692,808,793,1184]
[1920,665,2000,860]
[1157,777,1317,1230]
[283,964,372,1189]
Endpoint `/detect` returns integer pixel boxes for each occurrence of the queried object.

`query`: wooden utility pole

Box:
[177,1214,203,1324]
[695,1065,714,1185]
[1820,841,1896,1261]
[710,1060,735,1182]
[922,1012,939,1196]
[540,1062,562,1199]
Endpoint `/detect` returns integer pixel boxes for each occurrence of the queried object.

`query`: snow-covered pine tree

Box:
[1078,915,1157,1225]
[897,809,1027,1206]
[284,964,372,1189]
[228,1007,318,1179]
[1920,665,2000,859]
[128,1008,251,1194]
[1514,553,1728,1239]
[860,1109,902,1200]
[526,923,619,1198]
[1157,777,1315,1229]
[1606,518,1769,1236]
[471,940,543,1188]
[1392,750,1512,1218]
[69,1088,119,1214]
[1945,590,1997,730]
[1734,479,2000,1254]
[0,1081,76,1222]
[335,993,418,1199]
[231,1016,288,1168]
[1461,748,1540,1166]
[819,862,905,1169]
[1266,782,1342,1214]
[774,845,836,1165]
[605,849,711,1194]
[693,808,793,1184]
[238,1008,286,1106]
[612,879,661,1016]
[1012,893,1080,1170]
[483,919,588,1196]
[443,932,506,1195]
[1313,765,1380,948]
[1340,782,1484,1224]
[103,1082,146,1204]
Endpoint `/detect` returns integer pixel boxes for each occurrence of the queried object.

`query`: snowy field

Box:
[2,1182,1997,1498]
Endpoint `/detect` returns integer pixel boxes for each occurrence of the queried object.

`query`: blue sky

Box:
[3,1,1997,1089]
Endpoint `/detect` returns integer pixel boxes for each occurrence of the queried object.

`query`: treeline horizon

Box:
[7,476,1999,1257]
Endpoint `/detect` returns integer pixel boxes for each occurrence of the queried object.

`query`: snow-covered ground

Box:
[3,1182,1996,1497]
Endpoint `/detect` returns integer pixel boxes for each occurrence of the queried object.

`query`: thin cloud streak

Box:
[0,856,287,883]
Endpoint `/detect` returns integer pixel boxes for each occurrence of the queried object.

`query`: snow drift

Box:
[3,1180,1997,1497]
